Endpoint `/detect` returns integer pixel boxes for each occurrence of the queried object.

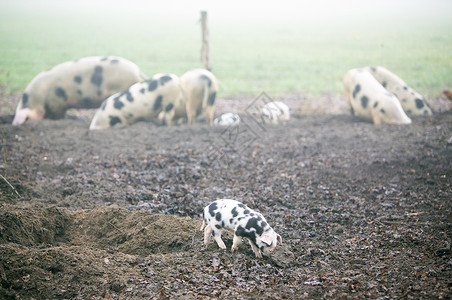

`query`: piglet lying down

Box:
[200,199,282,258]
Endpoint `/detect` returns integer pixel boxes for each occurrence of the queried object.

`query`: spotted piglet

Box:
[262,101,290,125]
[200,199,282,258]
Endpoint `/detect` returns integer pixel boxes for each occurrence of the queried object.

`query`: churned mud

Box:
[0,94,451,299]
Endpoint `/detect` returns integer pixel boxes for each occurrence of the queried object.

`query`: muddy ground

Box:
[0,93,451,299]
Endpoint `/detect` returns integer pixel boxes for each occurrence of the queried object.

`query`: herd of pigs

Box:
[12,55,434,128]
[8,56,440,258]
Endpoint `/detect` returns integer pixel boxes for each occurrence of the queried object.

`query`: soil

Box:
[0,93,451,299]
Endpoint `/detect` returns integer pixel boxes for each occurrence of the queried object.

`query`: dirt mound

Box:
[0,205,200,255]
[0,205,293,299]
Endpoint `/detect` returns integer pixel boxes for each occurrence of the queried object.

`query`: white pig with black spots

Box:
[200,199,282,258]
[13,56,145,125]
[213,113,240,127]
[364,66,432,116]
[89,73,183,130]
[172,69,218,126]
[343,68,412,125]
[262,101,290,125]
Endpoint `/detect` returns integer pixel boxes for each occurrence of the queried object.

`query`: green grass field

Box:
[0,0,451,99]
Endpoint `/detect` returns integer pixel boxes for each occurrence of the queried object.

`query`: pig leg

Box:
[200,220,205,231]
[248,240,263,258]
[186,104,196,125]
[164,107,175,126]
[203,224,212,245]
[184,94,195,125]
[371,109,382,125]
[206,105,215,126]
[212,230,227,249]
[231,235,242,252]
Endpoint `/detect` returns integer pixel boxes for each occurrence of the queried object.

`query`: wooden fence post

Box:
[200,11,212,71]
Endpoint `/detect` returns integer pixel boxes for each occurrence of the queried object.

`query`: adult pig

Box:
[173,69,218,126]
[89,73,183,130]
[343,68,412,125]
[12,56,145,125]
[364,66,432,115]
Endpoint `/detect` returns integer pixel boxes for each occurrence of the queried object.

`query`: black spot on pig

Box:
[403,86,408,90]
[238,203,246,209]
[373,101,379,108]
[236,225,257,246]
[147,79,158,92]
[140,88,145,94]
[215,212,222,221]
[382,81,387,88]
[244,209,250,215]
[165,103,174,112]
[245,218,263,235]
[153,95,163,111]
[231,207,238,217]
[21,93,29,107]
[44,103,60,119]
[109,116,122,126]
[208,92,216,106]
[208,202,218,217]
[380,108,386,114]
[125,91,134,102]
[100,57,108,61]
[81,98,93,107]
[55,87,68,101]
[77,90,82,96]
[74,75,82,84]
[159,75,172,85]
[215,224,221,229]
[200,74,212,87]
[415,98,424,109]
[361,96,369,108]
[352,84,361,99]
[114,98,124,109]
[110,59,119,64]
[369,66,377,72]
[91,66,103,87]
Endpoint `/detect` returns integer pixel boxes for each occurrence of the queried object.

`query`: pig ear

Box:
[277,234,282,245]
[260,233,274,246]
